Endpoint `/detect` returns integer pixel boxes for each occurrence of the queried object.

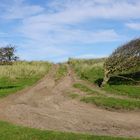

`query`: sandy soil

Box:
[0,65,140,137]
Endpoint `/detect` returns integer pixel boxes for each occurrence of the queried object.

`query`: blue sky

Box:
[0,0,140,62]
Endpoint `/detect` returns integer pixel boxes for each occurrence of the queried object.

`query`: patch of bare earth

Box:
[0,65,140,137]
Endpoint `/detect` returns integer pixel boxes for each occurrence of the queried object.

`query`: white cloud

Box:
[16,0,140,45]
[19,21,120,45]
[45,0,140,22]
[15,0,125,46]
[126,22,140,30]
[1,0,140,21]
[0,0,44,19]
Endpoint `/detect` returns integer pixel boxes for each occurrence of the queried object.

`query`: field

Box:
[0,60,140,139]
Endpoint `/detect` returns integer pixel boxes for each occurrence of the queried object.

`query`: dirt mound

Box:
[0,65,140,137]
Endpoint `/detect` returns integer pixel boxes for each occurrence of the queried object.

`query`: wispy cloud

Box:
[45,0,140,21]
[17,0,127,46]
[0,0,44,19]
[126,22,140,30]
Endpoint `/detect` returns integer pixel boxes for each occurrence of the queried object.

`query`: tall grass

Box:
[0,61,51,79]
[0,61,51,97]
[69,58,104,84]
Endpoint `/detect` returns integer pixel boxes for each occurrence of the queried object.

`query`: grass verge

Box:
[0,121,139,140]
[104,85,140,99]
[81,96,140,110]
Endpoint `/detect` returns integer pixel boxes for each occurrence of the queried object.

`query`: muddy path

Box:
[0,65,140,137]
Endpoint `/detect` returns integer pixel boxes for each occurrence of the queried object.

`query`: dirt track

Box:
[0,65,140,137]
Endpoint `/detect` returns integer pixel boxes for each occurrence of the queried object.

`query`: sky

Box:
[0,0,140,62]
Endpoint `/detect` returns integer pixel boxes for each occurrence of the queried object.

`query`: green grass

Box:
[0,61,51,97]
[104,85,140,99]
[73,83,97,94]
[81,96,140,110]
[79,67,104,84]
[0,121,139,140]
[73,82,140,110]
[69,59,104,84]
[55,64,68,81]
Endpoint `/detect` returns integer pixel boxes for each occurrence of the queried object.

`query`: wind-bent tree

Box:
[102,38,140,86]
[0,44,19,65]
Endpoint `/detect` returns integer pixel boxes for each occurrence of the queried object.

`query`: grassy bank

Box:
[0,61,51,97]
[81,96,140,110]
[69,58,104,84]
[69,58,140,99]
[69,58,140,110]
[104,85,140,99]
[0,121,139,140]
